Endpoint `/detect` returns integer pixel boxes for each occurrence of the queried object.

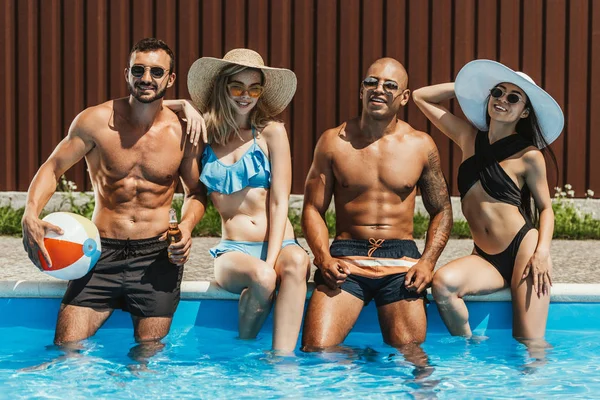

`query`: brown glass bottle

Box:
[167,208,182,264]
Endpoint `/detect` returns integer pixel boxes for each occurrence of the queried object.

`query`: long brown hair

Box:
[204,64,272,145]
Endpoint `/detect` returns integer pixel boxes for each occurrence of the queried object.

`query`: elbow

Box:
[412,89,423,104]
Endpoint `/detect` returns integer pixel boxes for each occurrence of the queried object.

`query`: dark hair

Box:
[128,38,175,72]
[485,94,559,225]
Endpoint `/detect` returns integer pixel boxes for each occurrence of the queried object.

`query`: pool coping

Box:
[1,280,600,302]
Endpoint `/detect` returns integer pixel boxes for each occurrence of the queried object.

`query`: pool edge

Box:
[0,280,599,302]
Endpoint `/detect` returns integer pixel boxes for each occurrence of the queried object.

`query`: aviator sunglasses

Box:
[130,65,169,79]
[227,83,264,98]
[490,87,526,104]
[362,77,400,93]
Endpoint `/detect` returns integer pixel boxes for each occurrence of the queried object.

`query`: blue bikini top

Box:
[200,126,271,195]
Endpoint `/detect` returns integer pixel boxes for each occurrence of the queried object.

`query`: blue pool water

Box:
[1,298,600,399]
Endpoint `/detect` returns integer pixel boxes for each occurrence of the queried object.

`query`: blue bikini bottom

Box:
[209,239,302,261]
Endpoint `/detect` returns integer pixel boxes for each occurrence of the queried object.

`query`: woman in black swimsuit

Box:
[413,60,563,340]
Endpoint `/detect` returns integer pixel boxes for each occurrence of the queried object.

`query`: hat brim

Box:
[455,59,564,147]
[187,57,297,116]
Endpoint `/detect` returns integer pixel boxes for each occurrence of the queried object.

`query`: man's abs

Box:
[334,193,417,241]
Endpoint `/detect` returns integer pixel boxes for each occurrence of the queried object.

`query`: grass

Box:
[4,193,600,240]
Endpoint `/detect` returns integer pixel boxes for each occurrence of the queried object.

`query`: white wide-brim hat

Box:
[187,48,297,116]
[455,59,564,147]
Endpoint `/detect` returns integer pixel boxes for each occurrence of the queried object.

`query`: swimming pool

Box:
[1,282,600,399]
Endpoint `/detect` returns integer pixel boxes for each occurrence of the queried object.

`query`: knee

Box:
[251,265,277,292]
[432,268,460,300]
[279,251,310,283]
[134,334,166,343]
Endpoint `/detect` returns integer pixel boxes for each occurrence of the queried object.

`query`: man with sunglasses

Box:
[302,58,452,357]
[21,38,206,358]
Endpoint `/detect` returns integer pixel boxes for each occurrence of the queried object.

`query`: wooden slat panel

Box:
[406,0,429,134]
[16,0,38,190]
[270,0,292,129]
[498,0,520,69]
[451,0,475,196]
[109,0,130,99]
[385,0,407,121]
[361,0,384,77]
[565,0,589,193]
[0,0,597,196]
[155,0,176,47]
[155,0,176,100]
[247,0,268,56]
[429,0,453,185]
[39,0,62,163]
[201,0,222,58]
[589,0,600,194]
[522,0,543,82]
[62,0,87,190]
[544,0,567,189]
[290,0,315,193]
[0,0,17,189]
[338,0,360,123]
[86,0,108,109]
[177,0,200,99]
[476,0,497,59]
[314,0,337,138]
[224,0,245,52]
[131,0,153,43]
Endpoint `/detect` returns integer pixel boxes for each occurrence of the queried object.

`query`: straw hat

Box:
[187,48,297,116]
[455,59,564,146]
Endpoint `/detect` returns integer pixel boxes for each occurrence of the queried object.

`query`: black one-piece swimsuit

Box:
[457,131,534,282]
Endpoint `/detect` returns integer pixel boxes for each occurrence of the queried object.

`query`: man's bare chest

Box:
[88,130,184,183]
[332,146,423,192]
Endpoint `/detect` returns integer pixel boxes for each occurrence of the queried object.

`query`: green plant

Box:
[552,184,600,239]
[288,209,336,238]
[56,175,94,219]
[171,197,222,237]
[0,206,25,236]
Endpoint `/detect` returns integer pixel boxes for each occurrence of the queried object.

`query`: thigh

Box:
[301,283,364,350]
[510,229,549,338]
[132,316,173,342]
[54,304,113,344]
[434,255,507,297]
[214,251,271,294]
[377,298,427,346]
[127,252,184,318]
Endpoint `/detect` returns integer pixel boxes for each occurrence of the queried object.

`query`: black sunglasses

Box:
[362,77,400,93]
[130,65,169,79]
[490,87,525,104]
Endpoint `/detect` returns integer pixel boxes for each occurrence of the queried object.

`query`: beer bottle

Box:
[167,208,182,265]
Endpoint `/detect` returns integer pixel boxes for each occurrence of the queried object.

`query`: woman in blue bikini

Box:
[413,60,563,341]
[170,49,309,353]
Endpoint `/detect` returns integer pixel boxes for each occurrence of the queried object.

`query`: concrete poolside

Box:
[1,236,598,284]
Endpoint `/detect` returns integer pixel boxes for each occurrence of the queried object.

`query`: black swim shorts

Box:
[62,236,184,317]
[313,239,426,307]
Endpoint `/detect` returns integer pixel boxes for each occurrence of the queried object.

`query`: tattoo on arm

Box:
[418,149,453,266]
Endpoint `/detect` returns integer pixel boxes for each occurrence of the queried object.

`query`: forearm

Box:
[24,164,60,218]
[301,207,332,266]
[420,205,453,268]
[266,199,289,266]
[413,83,456,104]
[163,99,187,113]
[178,193,206,234]
[535,207,554,254]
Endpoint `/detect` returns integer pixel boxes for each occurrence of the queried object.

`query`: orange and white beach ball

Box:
[38,212,101,280]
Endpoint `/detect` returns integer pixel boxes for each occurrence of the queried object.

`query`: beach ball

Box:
[37,212,102,280]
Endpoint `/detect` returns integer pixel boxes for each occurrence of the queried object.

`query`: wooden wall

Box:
[1,0,599,196]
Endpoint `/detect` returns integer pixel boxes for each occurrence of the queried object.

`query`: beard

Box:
[128,81,168,104]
